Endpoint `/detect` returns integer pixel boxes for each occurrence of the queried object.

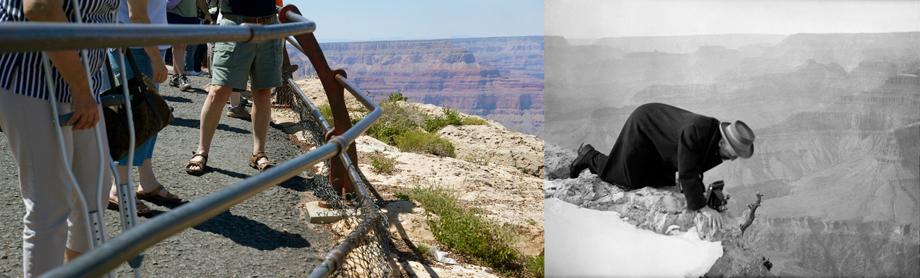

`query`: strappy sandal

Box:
[249,152,274,172]
[186,152,209,176]
[107,196,153,217]
[137,186,184,205]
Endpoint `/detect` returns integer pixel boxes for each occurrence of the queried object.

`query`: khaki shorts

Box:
[210,16,283,90]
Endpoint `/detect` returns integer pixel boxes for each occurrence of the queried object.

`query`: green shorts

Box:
[210,16,283,90]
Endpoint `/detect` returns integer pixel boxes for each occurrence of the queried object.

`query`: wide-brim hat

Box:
[720,120,755,158]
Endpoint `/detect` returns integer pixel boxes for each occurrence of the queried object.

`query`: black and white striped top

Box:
[0,0,118,103]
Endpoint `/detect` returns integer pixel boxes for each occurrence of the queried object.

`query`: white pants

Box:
[0,89,112,277]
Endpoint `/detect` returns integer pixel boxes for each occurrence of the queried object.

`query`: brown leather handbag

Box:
[101,49,174,160]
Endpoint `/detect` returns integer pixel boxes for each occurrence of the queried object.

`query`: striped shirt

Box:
[0,0,118,103]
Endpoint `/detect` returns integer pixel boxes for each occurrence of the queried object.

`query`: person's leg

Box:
[0,91,76,276]
[193,17,257,170]
[251,88,272,155]
[195,84,233,156]
[137,159,164,191]
[248,36,283,166]
[184,44,198,73]
[67,108,114,258]
[226,89,250,120]
[586,148,606,174]
[172,44,187,76]
[229,91,242,107]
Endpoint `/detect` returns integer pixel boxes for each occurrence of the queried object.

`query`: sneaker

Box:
[226,105,250,120]
[168,75,179,88]
[185,70,203,77]
[178,75,191,91]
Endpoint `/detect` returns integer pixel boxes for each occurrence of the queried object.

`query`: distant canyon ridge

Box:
[546,32,920,277]
[287,36,544,136]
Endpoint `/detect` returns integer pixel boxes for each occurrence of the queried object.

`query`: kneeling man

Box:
[570,103,755,228]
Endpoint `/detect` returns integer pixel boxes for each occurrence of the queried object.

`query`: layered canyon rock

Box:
[288,36,544,135]
[545,32,920,276]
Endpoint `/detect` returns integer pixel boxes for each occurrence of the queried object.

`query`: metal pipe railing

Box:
[0,12,315,52]
[9,6,393,276]
[42,143,340,277]
[32,7,385,277]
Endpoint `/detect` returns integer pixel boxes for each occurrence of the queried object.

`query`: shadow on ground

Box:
[171,116,251,134]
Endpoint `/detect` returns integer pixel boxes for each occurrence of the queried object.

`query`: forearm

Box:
[123,1,160,64]
[196,0,208,13]
[143,46,163,65]
[127,0,151,24]
[679,173,707,211]
[196,0,211,20]
[24,0,92,99]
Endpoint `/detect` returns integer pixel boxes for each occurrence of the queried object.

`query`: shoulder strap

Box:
[104,51,117,88]
[123,49,143,79]
[122,49,149,93]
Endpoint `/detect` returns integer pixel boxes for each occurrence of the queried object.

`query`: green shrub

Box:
[387,91,408,102]
[415,243,433,260]
[526,255,544,278]
[395,129,456,157]
[460,116,488,126]
[393,191,411,201]
[317,103,333,123]
[366,101,425,144]
[407,187,522,272]
[424,108,490,132]
[367,151,396,175]
[317,103,364,125]
[424,108,463,132]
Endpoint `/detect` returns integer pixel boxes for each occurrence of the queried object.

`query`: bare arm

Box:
[196,0,212,22]
[126,0,167,83]
[23,0,97,129]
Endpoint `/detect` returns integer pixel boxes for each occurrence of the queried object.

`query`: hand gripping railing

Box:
[1,5,390,277]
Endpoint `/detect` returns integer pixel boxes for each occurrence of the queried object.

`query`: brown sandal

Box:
[186,152,208,176]
[107,196,153,217]
[137,186,184,205]
[249,152,274,172]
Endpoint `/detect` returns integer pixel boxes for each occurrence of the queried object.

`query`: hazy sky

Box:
[285,0,543,42]
[546,0,920,39]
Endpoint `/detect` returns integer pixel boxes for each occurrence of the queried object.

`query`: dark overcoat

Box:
[599,103,724,210]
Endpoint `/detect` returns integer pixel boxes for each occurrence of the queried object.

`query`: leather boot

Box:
[569,143,596,178]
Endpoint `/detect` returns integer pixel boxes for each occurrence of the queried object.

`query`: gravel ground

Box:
[0,75,334,277]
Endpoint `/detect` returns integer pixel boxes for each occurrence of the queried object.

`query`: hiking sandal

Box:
[136,185,184,205]
[249,152,274,172]
[107,195,153,217]
[186,152,209,176]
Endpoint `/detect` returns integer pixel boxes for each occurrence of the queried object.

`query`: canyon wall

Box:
[545,32,920,276]
[288,36,544,135]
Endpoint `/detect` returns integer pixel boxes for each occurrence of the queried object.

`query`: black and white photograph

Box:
[544,0,920,277]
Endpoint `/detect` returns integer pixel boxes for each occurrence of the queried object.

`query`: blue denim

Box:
[107,48,166,166]
[184,44,200,72]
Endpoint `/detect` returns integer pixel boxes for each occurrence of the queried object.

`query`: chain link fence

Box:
[288,78,400,277]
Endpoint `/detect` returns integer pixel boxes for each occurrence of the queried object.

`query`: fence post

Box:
[280,5,356,198]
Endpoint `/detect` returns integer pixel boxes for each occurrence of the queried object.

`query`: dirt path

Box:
[0,75,334,276]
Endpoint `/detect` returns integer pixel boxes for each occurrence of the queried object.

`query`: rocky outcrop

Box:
[294,78,543,275]
[544,145,773,277]
[288,36,544,135]
[436,122,543,178]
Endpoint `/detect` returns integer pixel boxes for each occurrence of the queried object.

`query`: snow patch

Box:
[546,198,723,277]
